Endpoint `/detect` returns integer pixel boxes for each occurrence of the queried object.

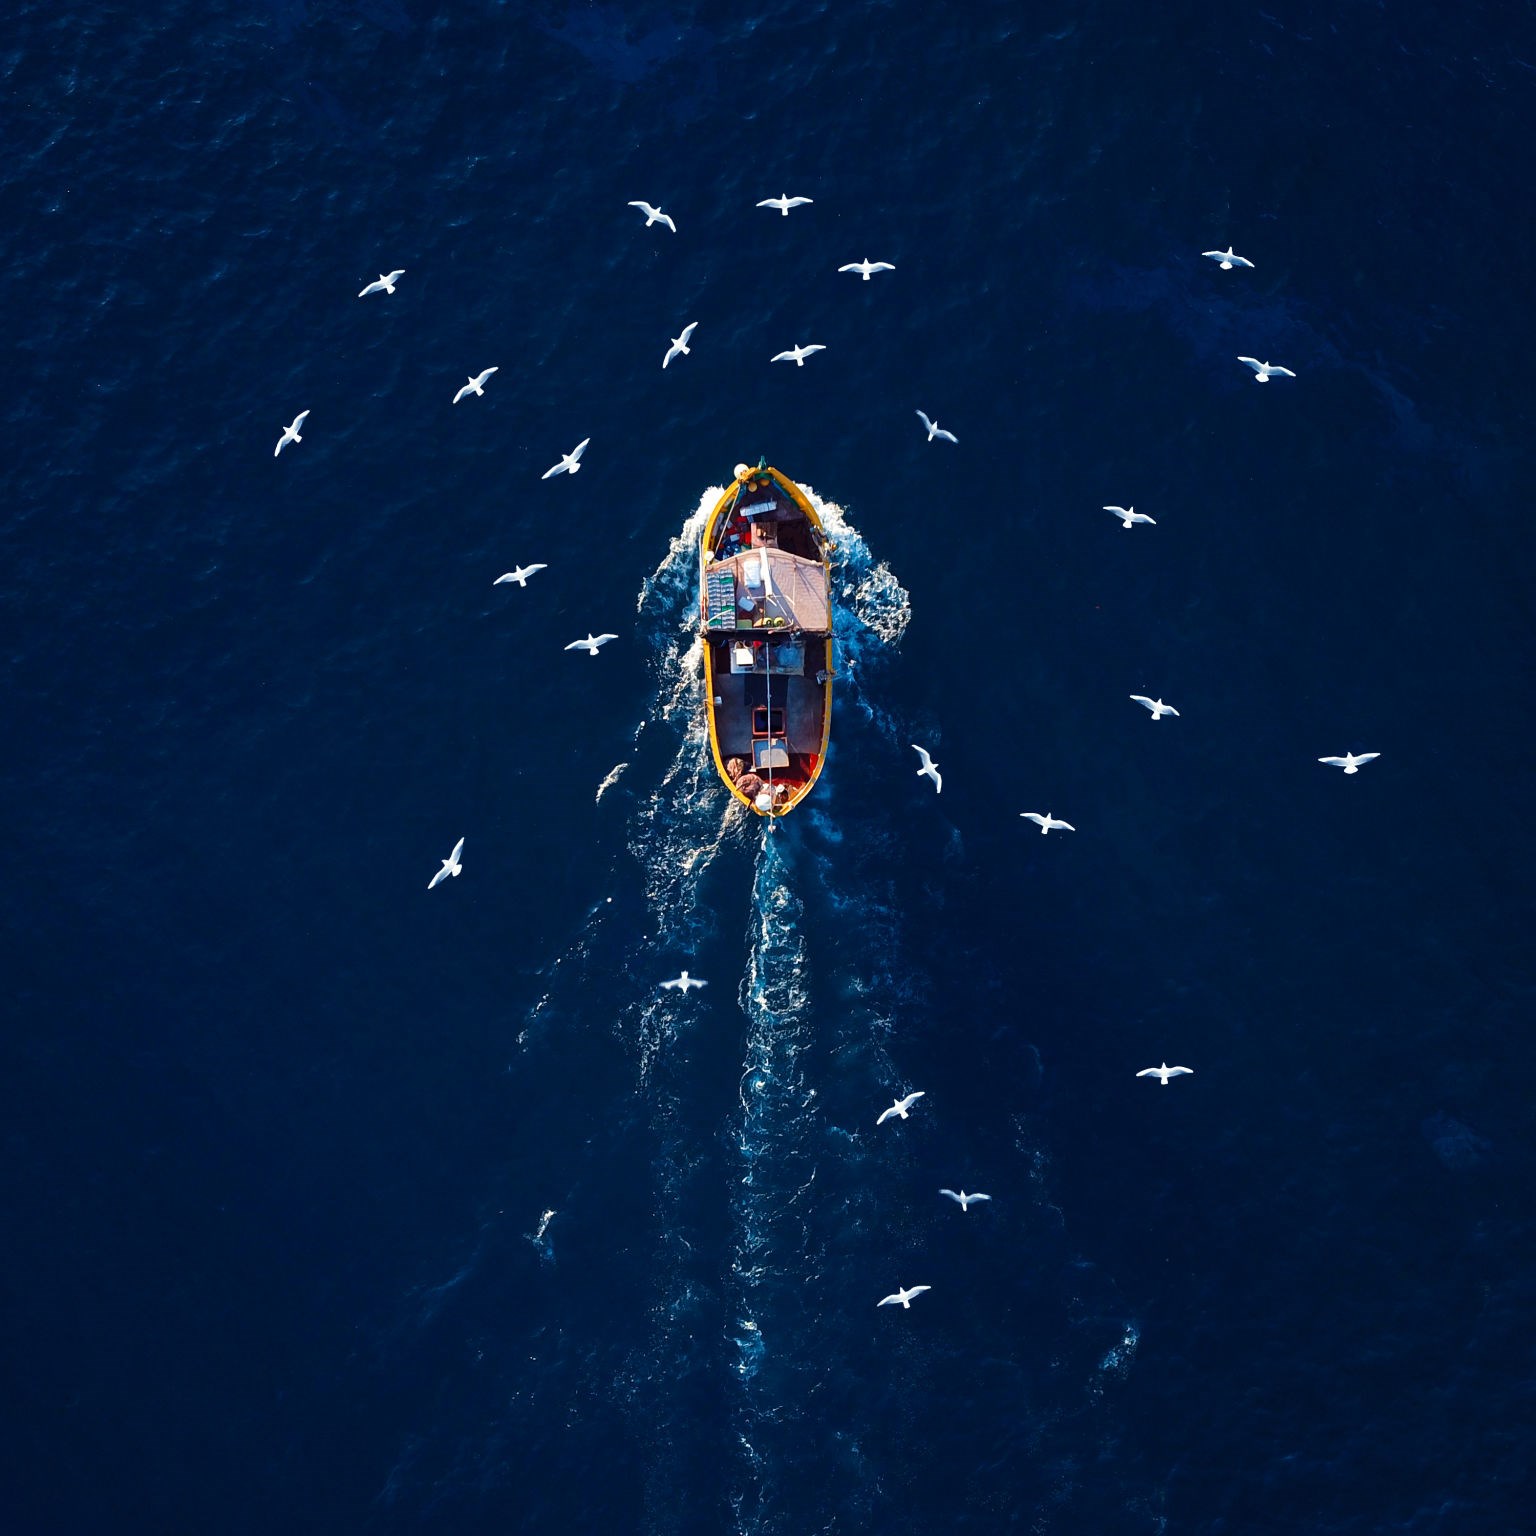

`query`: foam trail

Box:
[727,828,820,1536]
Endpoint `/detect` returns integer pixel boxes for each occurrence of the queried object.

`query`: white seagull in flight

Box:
[1130,695,1180,720]
[1238,356,1296,382]
[663,322,698,369]
[1021,812,1074,835]
[1318,751,1380,774]
[939,1189,992,1211]
[771,343,826,366]
[542,438,591,478]
[916,411,958,444]
[274,410,309,457]
[1136,1063,1193,1086]
[838,258,895,281]
[661,971,707,992]
[428,836,464,890]
[878,1285,932,1310]
[565,633,618,656]
[453,367,498,404]
[911,744,942,793]
[628,200,676,232]
[358,269,404,297]
[757,194,813,216]
[1202,247,1253,270]
[493,564,546,587]
[877,1091,925,1125]
[1104,505,1156,528]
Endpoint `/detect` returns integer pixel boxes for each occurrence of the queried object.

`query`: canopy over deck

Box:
[712,548,830,633]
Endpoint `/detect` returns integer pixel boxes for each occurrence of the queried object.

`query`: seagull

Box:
[1238,357,1296,383]
[877,1091,925,1125]
[878,1285,932,1310]
[911,744,942,794]
[1104,505,1156,528]
[916,411,958,444]
[1130,695,1180,720]
[453,367,499,404]
[1202,247,1253,270]
[838,259,895,281]
[274,410,309,457]
[428,836,464,890]
[357,269,404,297]
[1318,751,1380,774]
[663,321,698,369]
[493,564,546,587]
[565,633,618,656]
[542,438,591,478]
[1136,1063,1193,1086]
[939,1189,992,1211]
[1021,812,1075,835]
[627,200,676,232]
[661,971,707,992]
[771,343,826,366]
[757,194,813,216]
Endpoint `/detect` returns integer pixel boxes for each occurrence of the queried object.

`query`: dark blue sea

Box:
[5,1,1534,1531]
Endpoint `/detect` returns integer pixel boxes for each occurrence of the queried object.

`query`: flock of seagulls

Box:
[393,218,1371,1323]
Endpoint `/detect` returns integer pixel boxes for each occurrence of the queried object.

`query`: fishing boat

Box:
[700,461,833,817]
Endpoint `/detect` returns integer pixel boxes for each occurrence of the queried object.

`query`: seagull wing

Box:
[541,461,566,478]
[967,1193,992,1204]
[450,838,465,863]
[876,1105,899,1125]
[293,411,309,430]
[594,634,618,644]
[902,1091,926,1110]
[358,280,379,297]
[1057,819,1076,831]
[564,639,592,651]
[1135,1067,1161,1078]
[1168,1067,1193,1076]
[660,978,682,990]
[1022,813,1045,826]
[1201,250,1226,260]
[1269,365,1296,377]
[1318,756,1349,767]
[628,200,654,215]
[870,262,895,272]
[1353,752,1380,763]
[801,345,826,356]
[453,384,471,404]
[1230,254,1254,268]
[570,438,591,461]
[877,1293,903,1307]
[385,269,404,283]
[906,1285,931,1299]
[755,197,780,209]
[935,427,957,443]
[916,411,934,433]
[678,321,698,345]
[1237,356,1263,371]
[911,744,934,770]
[771,349,797,362]
[785,196,811,208]
[1103,505,1129,516]
[939,1189,963,1204]
[523,564,547,578]
[428,865,448,890]
[1130,695,1156,710]
[837,263,861,273]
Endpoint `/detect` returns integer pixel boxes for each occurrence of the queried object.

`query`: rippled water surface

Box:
[4,2,1533,1532]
